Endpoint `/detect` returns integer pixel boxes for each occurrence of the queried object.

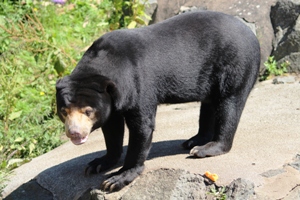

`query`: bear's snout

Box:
[62,107,95,145]
[66,127,89,145]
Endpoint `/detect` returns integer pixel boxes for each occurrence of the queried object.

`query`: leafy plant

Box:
[0,0,150,195]
[108,0,151,30]
[0,158,10,198]
[260,56,289,81]
[208,186,227,200]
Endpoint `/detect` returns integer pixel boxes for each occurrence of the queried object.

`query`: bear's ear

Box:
[55,76,72,105]
[55,76,72,122]
[56,76,70,91]
[105,80,120,103]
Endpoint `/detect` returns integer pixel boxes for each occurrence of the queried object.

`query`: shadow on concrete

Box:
[4,139,189,200]
[148,139,188,160]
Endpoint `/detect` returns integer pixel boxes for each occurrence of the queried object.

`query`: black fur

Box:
[56,11,260,192]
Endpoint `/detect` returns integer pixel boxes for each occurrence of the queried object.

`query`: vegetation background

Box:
[0,0,149,195]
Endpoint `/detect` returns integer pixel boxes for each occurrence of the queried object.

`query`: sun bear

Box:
[56,11,260,192]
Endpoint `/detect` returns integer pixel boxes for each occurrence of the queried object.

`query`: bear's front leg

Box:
[85,112,124,174]
[101,108,156,192]
[101,165,145,192]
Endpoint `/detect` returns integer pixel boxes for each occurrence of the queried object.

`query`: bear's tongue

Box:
[71,135,89,145]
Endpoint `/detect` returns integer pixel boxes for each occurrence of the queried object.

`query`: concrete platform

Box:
[3,79,300,199]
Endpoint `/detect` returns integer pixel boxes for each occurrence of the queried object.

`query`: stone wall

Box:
[146,0,300,73]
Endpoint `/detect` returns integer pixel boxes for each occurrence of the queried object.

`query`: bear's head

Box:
[56,75,118,145]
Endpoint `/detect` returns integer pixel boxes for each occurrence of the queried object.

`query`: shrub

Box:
[0,0,150,195]
[260,56,288,81]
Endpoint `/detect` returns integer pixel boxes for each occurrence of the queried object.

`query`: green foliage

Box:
[0,167,10,198]
[0,0,150,194]
[208,186,227,200]
[0,0,74,173]
[108,0,151,30]
[260,56,289,81]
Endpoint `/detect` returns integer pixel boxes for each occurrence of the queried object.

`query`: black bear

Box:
[56,11,260,192]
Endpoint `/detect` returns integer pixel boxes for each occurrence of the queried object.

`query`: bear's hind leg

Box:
[190,96,245,158]
[182,101,216,149]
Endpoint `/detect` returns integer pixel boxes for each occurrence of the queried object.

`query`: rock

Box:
[148,0,300,74]
[260,168,286,177]
[225,178,255,200]
[283,185,300,200]
[235,17,257,35]
[144,0,158,25]
[77,188,105,200]
[75,169,261,200]
[178,5,257,35]
[75,169,265,200]
[288,154,300,172]
[271,0,300,73]
[76,168,209,200]
[270,0,300,33]
[149,0,278,72]
[121,168,207,200]
[277,53,300,73]
[179,5,206,14]
[273,76,297,84]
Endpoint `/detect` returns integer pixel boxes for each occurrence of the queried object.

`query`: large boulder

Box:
[121,169,207,200]
[270,0,300,73]
[149,0,278,72]
[77,169,256,200]
[225,178,255,200]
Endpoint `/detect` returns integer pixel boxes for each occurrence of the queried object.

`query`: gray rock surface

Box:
[149,0,277,72]
[260,168,286,178]
[226,178,255,200]
[271,0,300,73]
[270,0,300,33]
[121,169,207,200]
[273,76,297,84]
[256,153,300,200]
[178,6,257,36]
[283,185,300,200]
[149,0,300,73]
[278,53,300,73]
[288,154,300,172]
[143,0,158,25]
[2,80,300,199]
[78,188,106,200]
[59,169,256,200]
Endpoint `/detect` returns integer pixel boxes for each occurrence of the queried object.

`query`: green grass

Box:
[0,0,150,196]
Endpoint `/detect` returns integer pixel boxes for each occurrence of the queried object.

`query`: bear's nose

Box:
[68,129,80,136]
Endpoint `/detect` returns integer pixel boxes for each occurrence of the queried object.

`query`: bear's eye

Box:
[60,107,67,116]
[84,107,94,117]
